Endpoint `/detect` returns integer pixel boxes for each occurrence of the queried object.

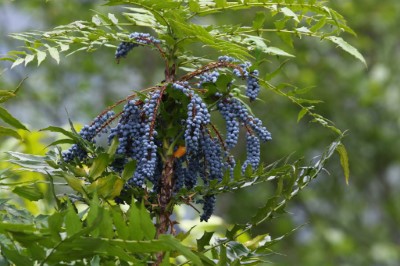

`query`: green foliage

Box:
[0,0,363,265]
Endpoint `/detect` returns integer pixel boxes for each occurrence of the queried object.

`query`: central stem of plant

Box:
[154,155,175,265]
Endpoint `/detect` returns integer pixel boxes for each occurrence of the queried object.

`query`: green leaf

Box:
[251,12,265,31]
[111,207,129,240]
[40,126,77,140]
[88,174,124,199]
[0,126,22,139]
[11,57,25,69]
[215,0,228,8]
[0,106,28,130]
[89,153,110,180]
[48,212,64,242]
[188,0,200,12]
[158,235,202,265]
[280,7,299,23]
[24,54,35,66]
[86,195,102,237]
[122,160,136,181]
[336,143,350,185]
[36,50,47,66]
[97,206,114,238]
[62,173,87,195]
[0,245,34,266]
[263,46,294,57]
[128,200,155,240]
[197,231,214,252]
[297,108,308,122]
[46,45,60,64]
[92,14,102,26]
[65,201,82,237]
[108,13,118,24]
[326,36,366,66]
[12,184,44,201]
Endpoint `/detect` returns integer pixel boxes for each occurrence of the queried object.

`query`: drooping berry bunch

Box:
[115,32,161,60]
[62,111,114,162]
[61,33,272,222]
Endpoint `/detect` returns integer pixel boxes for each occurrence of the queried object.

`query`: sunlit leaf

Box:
[336,143,350,184]
[326,36,366,66]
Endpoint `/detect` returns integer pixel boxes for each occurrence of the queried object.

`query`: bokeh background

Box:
[1,0,399,265]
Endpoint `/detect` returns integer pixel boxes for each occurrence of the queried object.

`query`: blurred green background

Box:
[1,0,399,265]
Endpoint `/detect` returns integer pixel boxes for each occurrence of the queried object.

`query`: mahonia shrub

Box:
[0,0,361,265]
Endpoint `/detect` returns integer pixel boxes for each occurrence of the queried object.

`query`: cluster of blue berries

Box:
[62,111,114,162]
[185,93,211,153]
[200,195,216,222]
[198,71,219,87]
[217,95,272,162]
[242,133,261,172]
[219,56,261,101]
[62,42,272,222]
[115,32,160,60]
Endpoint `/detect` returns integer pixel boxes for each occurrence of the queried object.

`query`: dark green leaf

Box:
[111,207,129,240]
[65,201,82,237]
[48,212,64,242]
[0,106,28,130]
[0,126,21,139]
[197,231,214,252]
[0,245,34,266]
[40,126,77,140]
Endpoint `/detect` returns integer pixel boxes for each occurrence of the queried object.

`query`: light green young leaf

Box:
[297,108,308,122]
[24,54,35,66]
[92,15,102,26]
[11,57,25,69]
[336,143,350,185]
[46,46,60,64]
[280,7,300,23]
[108,13,118,24]
[36,50,47,66]
[326,36,366,66]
